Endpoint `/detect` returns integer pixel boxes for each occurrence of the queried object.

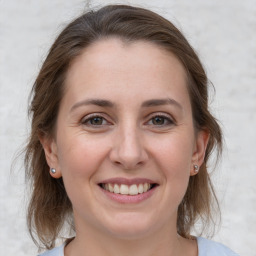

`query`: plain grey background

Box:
[0,0,255,255]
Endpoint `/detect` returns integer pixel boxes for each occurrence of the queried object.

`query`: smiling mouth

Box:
[99,183,157,196]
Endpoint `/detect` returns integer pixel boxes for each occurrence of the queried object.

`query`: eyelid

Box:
[145,112,176,126]
[81,113,112,126]
[80,112,176,127]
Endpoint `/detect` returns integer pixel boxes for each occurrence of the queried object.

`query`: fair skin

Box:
[42,38,209,256]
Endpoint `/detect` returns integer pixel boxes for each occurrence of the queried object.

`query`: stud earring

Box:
[50,168,56,174]
[194,165,199,173]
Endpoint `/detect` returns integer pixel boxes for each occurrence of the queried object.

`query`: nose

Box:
[109,125,149,170]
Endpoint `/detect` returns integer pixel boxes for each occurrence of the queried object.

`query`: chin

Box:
[102,212,157,239]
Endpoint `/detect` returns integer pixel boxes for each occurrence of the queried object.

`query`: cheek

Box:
[153,134,194,172]
[56,135,108,207]
[57,134,108,179]
[151,133,194,195]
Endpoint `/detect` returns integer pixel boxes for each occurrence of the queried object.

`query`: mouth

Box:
[99,182,158,196]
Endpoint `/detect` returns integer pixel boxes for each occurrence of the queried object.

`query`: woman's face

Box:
[44,38,208,239]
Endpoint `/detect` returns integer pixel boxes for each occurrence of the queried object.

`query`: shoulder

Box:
[38,244,64,256]
[197,237,240,256]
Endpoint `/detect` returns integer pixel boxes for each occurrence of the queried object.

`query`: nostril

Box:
[113,160,144,170]
[109,139,149,170]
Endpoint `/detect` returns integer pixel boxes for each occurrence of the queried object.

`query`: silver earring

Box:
[194,165,199,173]
[50,168,56,174]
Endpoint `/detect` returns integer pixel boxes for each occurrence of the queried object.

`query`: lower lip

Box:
[100,186,157,204]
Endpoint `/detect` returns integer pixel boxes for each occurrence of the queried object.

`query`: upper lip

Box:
[99,177,157,185]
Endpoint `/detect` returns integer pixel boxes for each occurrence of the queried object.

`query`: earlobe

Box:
[190,129,210,176]
[49,167,62,178]
[39,135,62,178]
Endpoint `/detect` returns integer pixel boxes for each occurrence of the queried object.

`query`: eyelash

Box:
[81,113,175,128]
[146,114,175,127]
[81,114,111,127]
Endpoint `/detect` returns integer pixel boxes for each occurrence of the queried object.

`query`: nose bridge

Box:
[110,119,147,169]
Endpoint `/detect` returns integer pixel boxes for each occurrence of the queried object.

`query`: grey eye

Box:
[89,117,104,125]
[152,116,166,125]
[147,114,175,127]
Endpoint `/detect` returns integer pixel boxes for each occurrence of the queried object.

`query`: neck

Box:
[64,218,196,256]
[66,233,181,256]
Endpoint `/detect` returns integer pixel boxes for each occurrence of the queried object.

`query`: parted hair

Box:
[25,4,222,250]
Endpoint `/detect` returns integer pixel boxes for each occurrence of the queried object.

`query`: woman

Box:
[25,4,239,256]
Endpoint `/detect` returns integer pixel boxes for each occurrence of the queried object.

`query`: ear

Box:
[39,135,62,178]
[190,129,210,176]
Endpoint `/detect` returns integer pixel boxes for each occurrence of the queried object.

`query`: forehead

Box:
[69,38,187,76]
[63,38,190,108]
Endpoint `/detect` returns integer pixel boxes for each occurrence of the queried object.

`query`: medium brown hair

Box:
[25,4,222,250]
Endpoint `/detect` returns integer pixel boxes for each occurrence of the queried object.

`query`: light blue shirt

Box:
[197,237,239,255]
[39,237,239,256]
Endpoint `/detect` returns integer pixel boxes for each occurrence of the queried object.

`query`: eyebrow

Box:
[141,98,183,110]
[70,99,114,112]
[70,97,182,112]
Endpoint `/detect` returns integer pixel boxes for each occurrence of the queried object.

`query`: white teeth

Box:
[143,183,149,192]
[114,184,120,194]
[138,184,144,194]
[129,184,138,195]
[103,183,152,195]
[120,184,129,194]
[109,183,114,192]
